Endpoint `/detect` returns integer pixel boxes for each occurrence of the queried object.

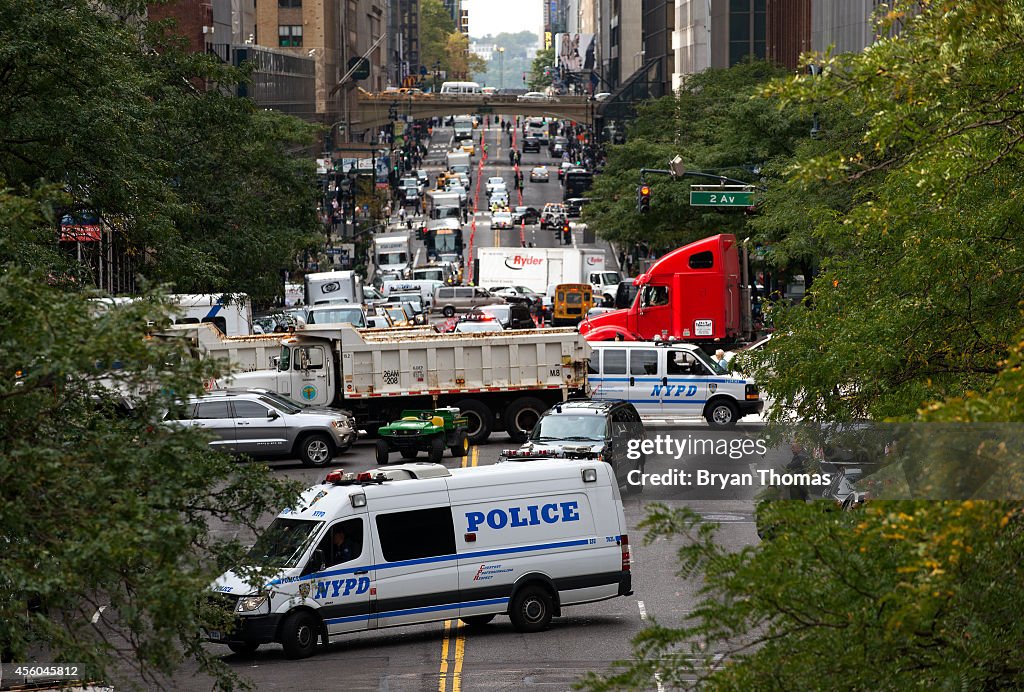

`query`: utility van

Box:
[209,460,632,658]
[588,340,763,427]
[380,279,444,309]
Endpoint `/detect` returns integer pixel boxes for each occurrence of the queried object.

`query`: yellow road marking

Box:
[452,623,466,692]
[438,619,451,692]
[471,446,479,467]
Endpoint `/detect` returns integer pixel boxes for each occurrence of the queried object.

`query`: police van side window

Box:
[603,349,626,374]
[587,351,599,375]
[376,507,456,562]
[630,349,658,375]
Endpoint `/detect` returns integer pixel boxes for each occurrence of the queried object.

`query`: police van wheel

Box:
[227,641,259,656]
[503,397,546,443]
[450,432,469,457]
[375,439,391,465]
[443,306,456,318]
[456,399,492,444]
[461,614,495,627]
[510,585,553,633]
[428,435,445,463]
[280,610,320,659]
[299,434,334,467]
[705,400,738,429]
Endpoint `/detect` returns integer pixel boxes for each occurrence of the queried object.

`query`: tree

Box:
[746,0,1024,422]
[581,3,1024,688]
[585,61,798,253]
[527,46,555,91]
[444,32,487,80]
[0,189,300,689]
[419,0,456,79]
[0,0,322,305]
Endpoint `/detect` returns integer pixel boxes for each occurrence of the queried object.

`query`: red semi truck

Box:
[579,234,752,344]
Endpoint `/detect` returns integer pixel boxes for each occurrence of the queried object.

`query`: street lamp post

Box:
[498,47,505,89]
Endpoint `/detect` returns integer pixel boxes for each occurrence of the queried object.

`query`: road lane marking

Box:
[452,622,466,692]
[438,619,452,692]
[471,446,479,467]
[438,619,467,692]
[637,601,665,691]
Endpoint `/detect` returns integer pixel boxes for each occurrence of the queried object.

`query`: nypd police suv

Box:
[209,460,632,658]
[587,340,762,427]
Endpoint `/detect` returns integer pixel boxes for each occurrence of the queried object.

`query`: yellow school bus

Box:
[552,283,594,326]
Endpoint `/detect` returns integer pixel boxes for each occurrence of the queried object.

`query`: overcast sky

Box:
[465,0,542,40]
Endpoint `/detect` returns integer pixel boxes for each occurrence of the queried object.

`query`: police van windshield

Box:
[248,518,324,568]
[693,348,727,375]
[530,414,607,442]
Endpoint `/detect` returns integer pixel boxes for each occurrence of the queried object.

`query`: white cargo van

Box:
[209,460,632,658]
[380,279,444,309]
[588,340,763,427]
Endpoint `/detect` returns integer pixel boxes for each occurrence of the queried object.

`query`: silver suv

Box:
[166,389,359,467]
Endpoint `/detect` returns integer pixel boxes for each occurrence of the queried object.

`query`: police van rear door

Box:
[453,487,609,619]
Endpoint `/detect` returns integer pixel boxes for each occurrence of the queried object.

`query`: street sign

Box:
[689,188,755,207]
[348,57,370,80]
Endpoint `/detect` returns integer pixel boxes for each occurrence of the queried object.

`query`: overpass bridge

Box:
[348,92,595,133]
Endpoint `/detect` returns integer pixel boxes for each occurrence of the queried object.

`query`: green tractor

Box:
[376,408,470,465]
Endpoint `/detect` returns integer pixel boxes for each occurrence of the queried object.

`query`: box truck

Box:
[305,271,363,306]
[474,248,608,294]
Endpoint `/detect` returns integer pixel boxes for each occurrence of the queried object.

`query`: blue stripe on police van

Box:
[267,537,594,587]
[323,597,511,625]
[622,399,708,404]
[591,376,741,384]
[204,304,223,319]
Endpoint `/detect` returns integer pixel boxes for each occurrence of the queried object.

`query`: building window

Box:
[728,0,766,65]
[278,25,303,47]
[278,0,301,7]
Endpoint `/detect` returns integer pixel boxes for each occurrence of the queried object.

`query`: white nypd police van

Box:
[209,460,632,658]
[588,340,762,427]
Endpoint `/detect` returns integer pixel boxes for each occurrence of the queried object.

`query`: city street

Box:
[184,421,774,691]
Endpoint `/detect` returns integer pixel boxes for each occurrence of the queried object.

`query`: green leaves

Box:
[0,181,300,691]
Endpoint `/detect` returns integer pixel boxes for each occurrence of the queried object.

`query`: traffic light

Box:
[562,220,571,245]
[636,184,651,214]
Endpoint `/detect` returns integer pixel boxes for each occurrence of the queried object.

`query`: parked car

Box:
[530,166,550,183]
[517,91,554,102]
[432,285,505,317]
[453,320,505,334]
[491,211,513,229]
[511,206,541,225]
[303,305,367,327]
[485,176,506,194]
[489,285,542,304]
[566,197,591,218]
[477,303,536,329]
[165,389,358,467]
[499,399,646,492]
[540,203,567,229]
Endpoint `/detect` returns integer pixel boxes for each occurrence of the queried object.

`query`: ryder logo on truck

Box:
[586,256,603,265]
[504,255,545,270]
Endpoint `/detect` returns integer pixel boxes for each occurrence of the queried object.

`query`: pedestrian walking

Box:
[509,149,516,167]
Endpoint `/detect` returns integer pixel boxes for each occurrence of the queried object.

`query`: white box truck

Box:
[474,248,608,294]
[208,459,632,659]
[223,324,590,443]
[373,232,413,275]
[305,271,363,306]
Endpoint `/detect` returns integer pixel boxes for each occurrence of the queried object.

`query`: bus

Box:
[440,81,482,95]
[563,170,594,201]
[551,283,594,327]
